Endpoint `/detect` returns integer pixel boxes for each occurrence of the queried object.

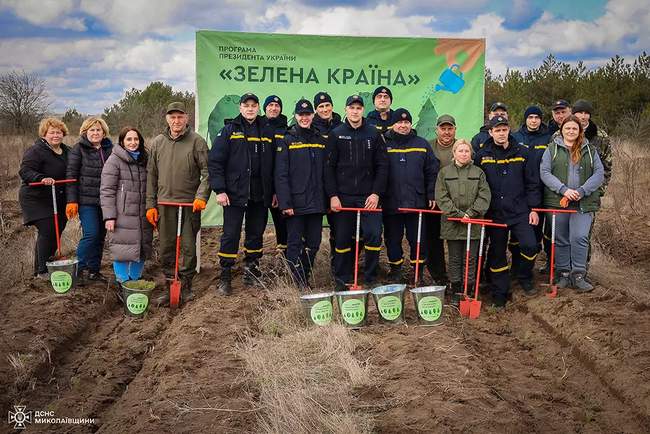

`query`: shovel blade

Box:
[546,285,558,298]
[170,280,181,309]
[459,298,471,317]
[469,300,482,319]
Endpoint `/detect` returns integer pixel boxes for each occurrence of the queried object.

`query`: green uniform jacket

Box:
[435,161,491,240]
[146,125,210,209]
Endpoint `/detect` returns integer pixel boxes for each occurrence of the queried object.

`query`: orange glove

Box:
[192,198,207,212]
[65,203,78,220]
[559,197,570,208]
[146,208,159,228]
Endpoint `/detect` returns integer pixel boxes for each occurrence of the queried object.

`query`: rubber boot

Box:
[181,276,195,303]
[218,268,232,296]
[155,278,172,306]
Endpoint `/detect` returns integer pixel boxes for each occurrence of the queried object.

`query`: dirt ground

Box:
[1,197,649,433]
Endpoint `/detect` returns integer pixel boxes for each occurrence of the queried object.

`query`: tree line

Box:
[1,53,649,140]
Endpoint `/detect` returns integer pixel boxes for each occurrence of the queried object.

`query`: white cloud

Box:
[3,0,649,112]
[1,0,76,25]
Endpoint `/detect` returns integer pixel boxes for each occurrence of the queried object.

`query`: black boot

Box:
[218,268,232,296]
[450,281,463,307]
[155,278,172,306]
[243,262,262,287]
[181,276,195,303]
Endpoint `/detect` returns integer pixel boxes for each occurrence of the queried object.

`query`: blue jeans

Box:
[77,205,106,272]
[113,260,145,283]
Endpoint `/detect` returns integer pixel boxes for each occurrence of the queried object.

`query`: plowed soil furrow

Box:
[95,270,262,434]
[1,281,117,414]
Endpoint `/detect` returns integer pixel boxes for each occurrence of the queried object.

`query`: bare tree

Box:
[0,70,50,134]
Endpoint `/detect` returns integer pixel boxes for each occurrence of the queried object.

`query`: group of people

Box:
[19,86,611,309]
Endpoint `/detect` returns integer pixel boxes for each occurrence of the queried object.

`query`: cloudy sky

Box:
[0,0,647,114]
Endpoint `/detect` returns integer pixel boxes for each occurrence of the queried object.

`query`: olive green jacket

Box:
[435,161,491,240]
[146,125,210,209]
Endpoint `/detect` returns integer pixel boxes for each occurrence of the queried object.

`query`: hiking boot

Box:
[556,271,571,289]
[243,263,262,286]
[218,268,232,296]
[520,280,538,296]
[87,271,107,283]
[36,272,50,281]
[572,272,593,293]
[76,269,87,287]
[387,265,403,283]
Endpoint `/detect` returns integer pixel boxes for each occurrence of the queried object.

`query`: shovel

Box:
[159,201,193,309]
[29,179,77,258]
[336,207,383,290]
[533,208,577,298]
[398,208,443,286]
[459,222,472,316]
[470,226,487,319]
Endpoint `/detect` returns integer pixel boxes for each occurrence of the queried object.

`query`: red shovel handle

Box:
[448,218,507,228]
[28,178,77,186]
[532,208,578,214]
[158,201,194,207]
[335,207,383,213]
[398,207,443,214]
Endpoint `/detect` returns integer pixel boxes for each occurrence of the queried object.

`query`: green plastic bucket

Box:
[300,292,335,326]
[335,289,370,328]
[371,284,406,324]
[410,286,446,326]
[46,258,78,294]
[121,280,155,318]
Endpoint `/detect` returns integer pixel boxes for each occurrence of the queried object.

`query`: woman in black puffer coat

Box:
[19,118,71,278]
[65,117,113,284]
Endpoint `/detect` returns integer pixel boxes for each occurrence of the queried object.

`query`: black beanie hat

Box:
[373,86,393,101]
[263,95,282,112]
[524,105,543,119]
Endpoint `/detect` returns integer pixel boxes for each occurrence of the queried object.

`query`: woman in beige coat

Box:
[100,127,153,284]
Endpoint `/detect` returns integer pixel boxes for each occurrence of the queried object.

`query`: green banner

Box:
[196,30,485,226]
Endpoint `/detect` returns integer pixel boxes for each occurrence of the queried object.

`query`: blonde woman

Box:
[19,118,71,278]
[435,139,491,305]
[65,117,113,284]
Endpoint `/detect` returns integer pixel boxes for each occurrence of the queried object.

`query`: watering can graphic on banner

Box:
[435,64,465,94]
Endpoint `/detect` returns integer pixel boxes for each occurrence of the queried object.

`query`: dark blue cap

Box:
[294,99,314,114]
[345,94,364,107]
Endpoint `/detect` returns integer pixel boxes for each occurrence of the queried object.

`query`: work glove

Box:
[146,208,159,229]
[559,197,570,208]
[192,198,207,213]
[65,203,78,220]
